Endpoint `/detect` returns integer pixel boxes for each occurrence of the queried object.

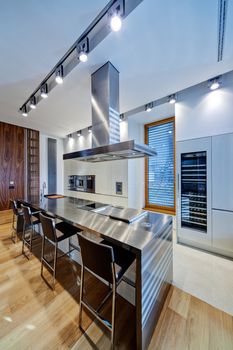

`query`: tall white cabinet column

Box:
[212,133,233,256]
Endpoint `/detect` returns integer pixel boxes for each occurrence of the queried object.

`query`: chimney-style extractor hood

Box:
[63,62,157,162]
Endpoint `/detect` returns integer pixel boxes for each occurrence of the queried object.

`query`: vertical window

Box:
[145,117,175,214]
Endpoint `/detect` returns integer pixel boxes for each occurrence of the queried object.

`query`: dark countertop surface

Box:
[19,196,172,255]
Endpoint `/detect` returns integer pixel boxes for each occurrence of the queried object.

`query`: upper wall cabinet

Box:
[212,133,233,211]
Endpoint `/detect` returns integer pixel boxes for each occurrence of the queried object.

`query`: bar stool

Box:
[39,213,82,289]
[21,205,41,258]
[10,200,23,243]
[78,234,135,349]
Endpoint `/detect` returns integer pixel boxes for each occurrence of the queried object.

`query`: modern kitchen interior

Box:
[0,1,233,349]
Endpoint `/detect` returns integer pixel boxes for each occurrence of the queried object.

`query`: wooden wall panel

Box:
[0,122,25,210]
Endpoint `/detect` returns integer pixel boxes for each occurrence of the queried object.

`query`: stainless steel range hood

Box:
[63,62,157,163]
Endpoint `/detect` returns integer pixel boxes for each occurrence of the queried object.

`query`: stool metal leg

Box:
[79,265,84,327]
[41,234,45,276]
[53,242,58,290]
[22,221,26,255]
[111,279,116,349]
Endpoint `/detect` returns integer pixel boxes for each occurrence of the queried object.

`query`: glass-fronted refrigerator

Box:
[181,151,207,232]
[177,137,211,246]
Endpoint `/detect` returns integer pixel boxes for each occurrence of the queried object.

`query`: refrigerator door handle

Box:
[177,173,179,197]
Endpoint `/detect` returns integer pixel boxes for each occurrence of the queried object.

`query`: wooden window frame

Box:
[144,116,176,215]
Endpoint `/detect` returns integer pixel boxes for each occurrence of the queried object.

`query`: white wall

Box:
[176,71,233,141]
[63,125,129,207]
[40,133,64,196]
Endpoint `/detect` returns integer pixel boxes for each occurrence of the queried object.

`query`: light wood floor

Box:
[0,210,233,350]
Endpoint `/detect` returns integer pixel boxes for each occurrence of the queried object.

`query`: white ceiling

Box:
[0,0,233,137]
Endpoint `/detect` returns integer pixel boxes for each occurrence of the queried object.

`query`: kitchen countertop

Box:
[19,196,172,255]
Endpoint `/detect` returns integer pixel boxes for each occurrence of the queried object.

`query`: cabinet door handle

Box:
[177,173,180,197]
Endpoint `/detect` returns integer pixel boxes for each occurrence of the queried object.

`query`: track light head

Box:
[88,126,92,133]
[68,134,72,138]
[77,130,82,137]
[108,0,124,32]
[209,76,221,90]
[21,105,28,117]
[40,84,48,98]
[29,96,37,109]
[77,37,89,63]
[168,94,176,104]
[145,102,153,112]
[55,65,63,84]
[110,14,122,32]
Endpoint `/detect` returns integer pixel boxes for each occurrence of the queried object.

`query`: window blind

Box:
[147,120,174,208]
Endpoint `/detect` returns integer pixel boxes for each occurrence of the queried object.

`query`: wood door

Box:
[0,122,25,210]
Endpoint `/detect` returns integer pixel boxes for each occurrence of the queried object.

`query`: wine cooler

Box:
[181,151,207,232]
[177,137,212,246]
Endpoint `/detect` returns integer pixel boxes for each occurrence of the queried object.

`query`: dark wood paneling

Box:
[0,122,25,210]
[27,129,40,203]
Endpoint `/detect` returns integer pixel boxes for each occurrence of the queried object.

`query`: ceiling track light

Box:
[168,94,176,104]
[145,102,153,112]
[77,37,89,63]
[55,65,64,84]
[68,133,72,138]
[21,105,28,117]
[77,130,82,137]
[209,76,221,90]
[109,0,124,32]
[29,96,37,109]
[40,83,48,98]
[88,126,92,133]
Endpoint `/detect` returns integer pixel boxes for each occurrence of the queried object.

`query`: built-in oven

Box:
[75,176,86,191]
[68,175,95,193]
[68,175,76,189]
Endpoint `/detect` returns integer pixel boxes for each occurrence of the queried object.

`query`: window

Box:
[145,117,175,214]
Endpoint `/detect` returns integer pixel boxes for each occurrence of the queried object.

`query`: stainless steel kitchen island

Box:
[19,196,173,350]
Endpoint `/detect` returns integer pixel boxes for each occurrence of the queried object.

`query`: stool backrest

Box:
[21,205,32,226]
[10,200,18,216]
[39,213,57,243]
[78,234,115,284]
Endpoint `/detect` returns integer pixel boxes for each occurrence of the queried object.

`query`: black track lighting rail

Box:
[19,0,144,115]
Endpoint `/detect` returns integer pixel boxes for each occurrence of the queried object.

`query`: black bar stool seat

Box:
[40,213,82,289]
[101,240,135,282]
[55,221,80,242]
[78,234,136,349]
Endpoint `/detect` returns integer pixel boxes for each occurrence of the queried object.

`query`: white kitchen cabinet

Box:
[177,137,212,245]
[212,209,233,254]
[212,133,233,211]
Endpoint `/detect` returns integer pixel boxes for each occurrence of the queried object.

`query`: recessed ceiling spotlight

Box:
[29,96,37,109]
[55,65,63,84]
[168,94,176,104]
[21,105,28,117]
[110,14,122,32]
[145,102,153,112]
[119,113,124,122]
[40,84,48,99]
[77,130,82,137]
[88,126,92,133]
[209,76,221,90]
[77,37,89,63]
